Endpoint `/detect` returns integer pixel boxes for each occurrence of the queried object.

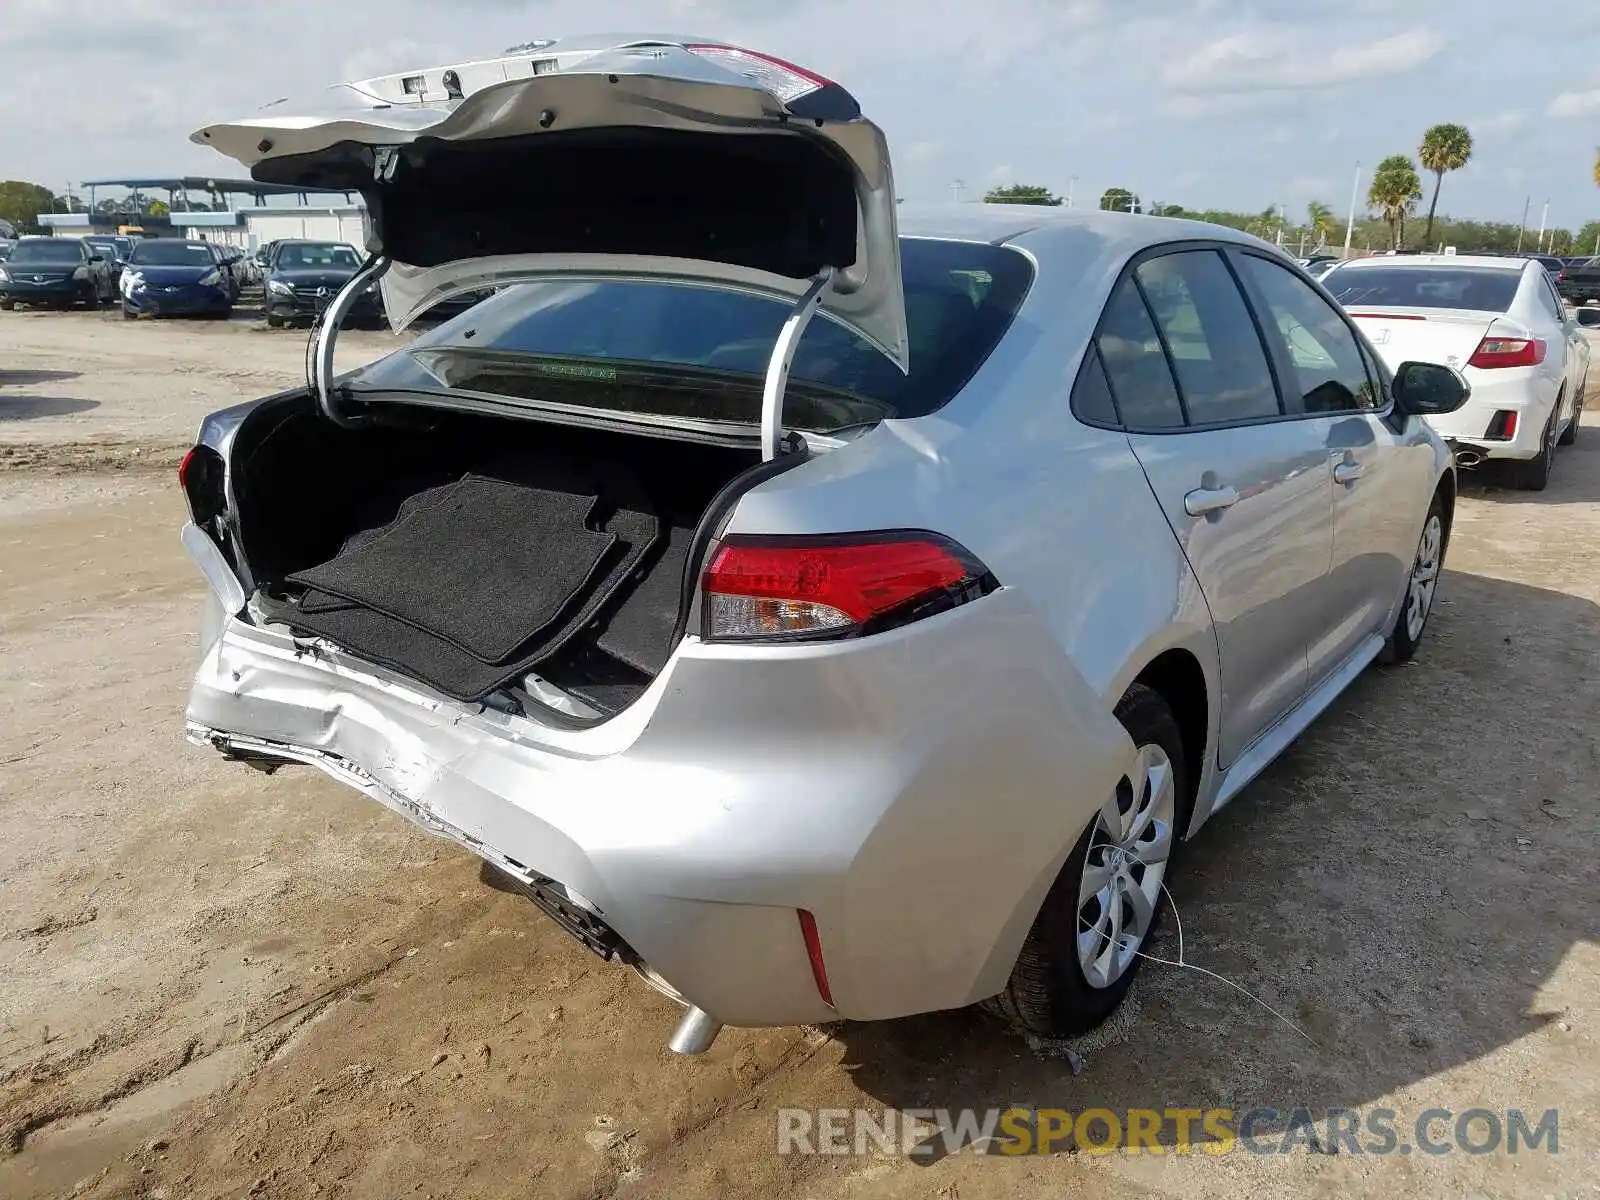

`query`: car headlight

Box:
[0,267,10,282]
[267,278,294,296]
[198,269,222,287]
[121,271,143,294]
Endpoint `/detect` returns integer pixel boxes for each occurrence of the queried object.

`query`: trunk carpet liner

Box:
[593,526,692,676]
[265,503,662,703]
[286,475,617,664]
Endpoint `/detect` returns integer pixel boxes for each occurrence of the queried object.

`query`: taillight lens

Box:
[681,44,860,121]
[1468,337,1546,369]
[179,444,226,525]
[701,532,994,643]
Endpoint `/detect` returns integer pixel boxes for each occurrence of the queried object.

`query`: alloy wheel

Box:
[1076,743,1176,989]
[1405,513,1443,643]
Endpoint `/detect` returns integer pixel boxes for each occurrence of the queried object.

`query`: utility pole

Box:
[1536,200,1549,252]
[1516,196,1530,252]
[949,179,965,204]
[1343,162,1362,258]
[1066,176,1077,210]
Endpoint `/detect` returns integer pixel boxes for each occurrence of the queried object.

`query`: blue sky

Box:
[4,0,1598,228]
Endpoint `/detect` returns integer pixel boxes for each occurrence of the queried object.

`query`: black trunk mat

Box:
[593,526,693,676]
[286,475,616,664]
[265,504,661,703]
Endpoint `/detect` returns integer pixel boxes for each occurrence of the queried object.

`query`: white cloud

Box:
[1547,90,1600,118]
[1165,28,1445,93]
[1471,110,1530,134]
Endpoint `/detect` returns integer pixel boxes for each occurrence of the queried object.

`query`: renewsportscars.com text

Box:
[776,1106,1559,1157]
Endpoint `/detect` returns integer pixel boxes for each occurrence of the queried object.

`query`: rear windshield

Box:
[1326,267,1521,313]
[129,242,215,267]
[275,243,360,269]
[351,238,1035,432]
[8,241,85,265]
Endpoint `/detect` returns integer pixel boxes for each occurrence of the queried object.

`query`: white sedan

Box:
[1323,254,1593,490]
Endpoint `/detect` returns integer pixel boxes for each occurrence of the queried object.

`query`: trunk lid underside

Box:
[190,37,908,366]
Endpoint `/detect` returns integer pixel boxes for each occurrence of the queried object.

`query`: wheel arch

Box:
[1132,648,1208,834]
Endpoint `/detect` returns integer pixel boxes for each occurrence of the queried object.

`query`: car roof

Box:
[1334,253,1526,271]
[894,203,1277,254]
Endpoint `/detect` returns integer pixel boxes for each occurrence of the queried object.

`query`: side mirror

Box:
[1575,306,1600,329]
[1393,360,1470,416]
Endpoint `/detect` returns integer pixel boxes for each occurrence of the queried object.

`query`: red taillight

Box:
[797,909,833,1007]
[1468,337,1546,369]
[683,44,831,102]
[701,532,992,642]
[177,446,197,490]
[179,444,226,524]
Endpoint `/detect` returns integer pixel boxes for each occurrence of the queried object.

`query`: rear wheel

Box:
[121,304,137,320]
[1558,378,1583,446]
[1380,492,1447,664]
[1509,405,1556,491]
[985,683,1188,1038]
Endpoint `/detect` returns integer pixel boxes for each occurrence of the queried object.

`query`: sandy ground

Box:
[0,310,1597,1200]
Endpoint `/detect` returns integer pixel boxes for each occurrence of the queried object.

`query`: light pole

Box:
[1343,162,1362,258]
[1516,196,1530,252]
[1066,176,1077,210]
[1536,199,1549,252]
[949,179,965,204]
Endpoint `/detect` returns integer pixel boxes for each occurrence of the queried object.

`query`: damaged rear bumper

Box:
[185,583,1124,1041]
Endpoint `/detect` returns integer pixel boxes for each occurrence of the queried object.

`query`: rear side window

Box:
[1095,277,1185,429]
[1135,251,1281,425]
[1070,346,1119,426]
[1237,254,1379,414]
[353,238,1035,433]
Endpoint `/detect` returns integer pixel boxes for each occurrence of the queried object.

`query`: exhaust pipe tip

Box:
[668,1006,724,1055]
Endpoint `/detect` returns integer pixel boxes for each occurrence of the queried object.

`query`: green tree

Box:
[1306,201,1337,247]
[1418,123,1473,249]
[1368,155,1424,250]
[144,199,170,218]
[1099,187,1141,213]
[0,180,59,234]
[983,183,1063,206]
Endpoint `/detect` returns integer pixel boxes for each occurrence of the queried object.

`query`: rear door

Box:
[1233,249,1428,682]
[1101,247,1333,766]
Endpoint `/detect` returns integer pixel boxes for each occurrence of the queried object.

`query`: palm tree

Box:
[1418,123,1473,249]
[1368,155,1424,250]
[1306,201,1336,248]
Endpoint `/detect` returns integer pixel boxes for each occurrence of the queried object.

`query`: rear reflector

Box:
[701,532,993,642]
[797,909,834,1007]
[1468,337,1545,369]
[1485,410,1519,440]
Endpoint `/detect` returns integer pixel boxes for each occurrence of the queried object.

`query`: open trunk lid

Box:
[190,34,907,367]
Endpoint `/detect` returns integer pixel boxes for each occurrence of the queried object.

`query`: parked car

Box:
[1304,257,1341,280]
[262,239,381,328]
[1325,254,1592,487]
[1557,256,1600,305]
[180,37,1471,1053]
[119,239,236,319]
[0,239,14,262]
[0,236,114,309]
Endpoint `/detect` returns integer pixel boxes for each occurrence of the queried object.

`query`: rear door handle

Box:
[1184,485,1239,516]
[1333,460,1366,484]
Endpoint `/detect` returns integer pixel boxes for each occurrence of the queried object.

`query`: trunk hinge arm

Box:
[760,268,834,462]
[310,254,392,428]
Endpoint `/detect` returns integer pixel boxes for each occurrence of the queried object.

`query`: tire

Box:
[1557,378,1583,447]
[1380,491,1447,665]
[0,300,13,311]
[1509,405,1556,491]
[984,683,1189,1039]
[121,305,136,320]
[265,313,284,329]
